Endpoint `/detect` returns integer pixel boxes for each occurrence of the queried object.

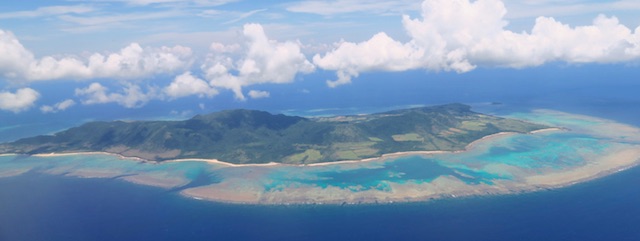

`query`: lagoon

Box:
[2,109,639,205]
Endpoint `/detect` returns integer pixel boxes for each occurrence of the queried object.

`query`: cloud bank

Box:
[75,83,157,108]
[0,29,192,81]
[3,0,640,111]
[70,23,314,108]
[314,0,640,86]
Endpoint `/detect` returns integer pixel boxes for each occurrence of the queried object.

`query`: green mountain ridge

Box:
[0,103,548,164]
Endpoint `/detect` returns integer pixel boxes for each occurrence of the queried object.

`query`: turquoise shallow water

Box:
[440,133,606,170]
[2,109,638,204]
[263,157,483,192]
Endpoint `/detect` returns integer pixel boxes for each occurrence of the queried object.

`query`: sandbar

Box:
[165,158,280,167]
[121,174,191,189]
[525,146,640,187]
[33,151,148,162]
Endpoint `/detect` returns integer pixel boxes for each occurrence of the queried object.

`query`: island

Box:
[0,103,547,164]
[1,105,640,204]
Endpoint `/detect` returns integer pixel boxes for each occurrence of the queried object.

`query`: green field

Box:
[392,133,424,142]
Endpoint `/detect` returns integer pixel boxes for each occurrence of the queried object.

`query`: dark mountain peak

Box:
[379,103,472,115]
[420,103,471,113]
[193,109,306,130]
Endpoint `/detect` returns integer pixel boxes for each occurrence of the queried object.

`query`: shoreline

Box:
[3,123,640,205]
[180,152,640,205]
[5,127,566,169]
[308,128,564,167]
[165,158,281,167]
[307,128,565,167]
[32,151,149,163]
[525,147,640,188]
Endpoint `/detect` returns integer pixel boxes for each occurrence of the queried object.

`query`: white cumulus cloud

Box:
[313,32,424,87]
[0,29,193,81]
[40,99,76,113]
[75,83,157,108]
[0,88,40,113]
[203,23,315,100]
[164,71,218,99]
[314,0,640,86]
[247,90,270,99]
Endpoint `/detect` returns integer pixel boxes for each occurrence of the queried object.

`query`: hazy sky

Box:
[1,0,639,114]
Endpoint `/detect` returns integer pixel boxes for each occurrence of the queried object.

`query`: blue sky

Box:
[0,0,639,114]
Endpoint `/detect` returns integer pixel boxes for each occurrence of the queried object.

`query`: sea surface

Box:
[1,65,640,240]
[1,166,640,241]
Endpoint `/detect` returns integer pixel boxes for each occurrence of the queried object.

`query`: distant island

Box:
[0,104,548,164]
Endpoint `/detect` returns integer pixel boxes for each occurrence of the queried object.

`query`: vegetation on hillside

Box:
[0,104,547,164]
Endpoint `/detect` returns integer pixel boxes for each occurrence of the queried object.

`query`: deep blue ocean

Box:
[1,166,640,241]
[1,64,640,240]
